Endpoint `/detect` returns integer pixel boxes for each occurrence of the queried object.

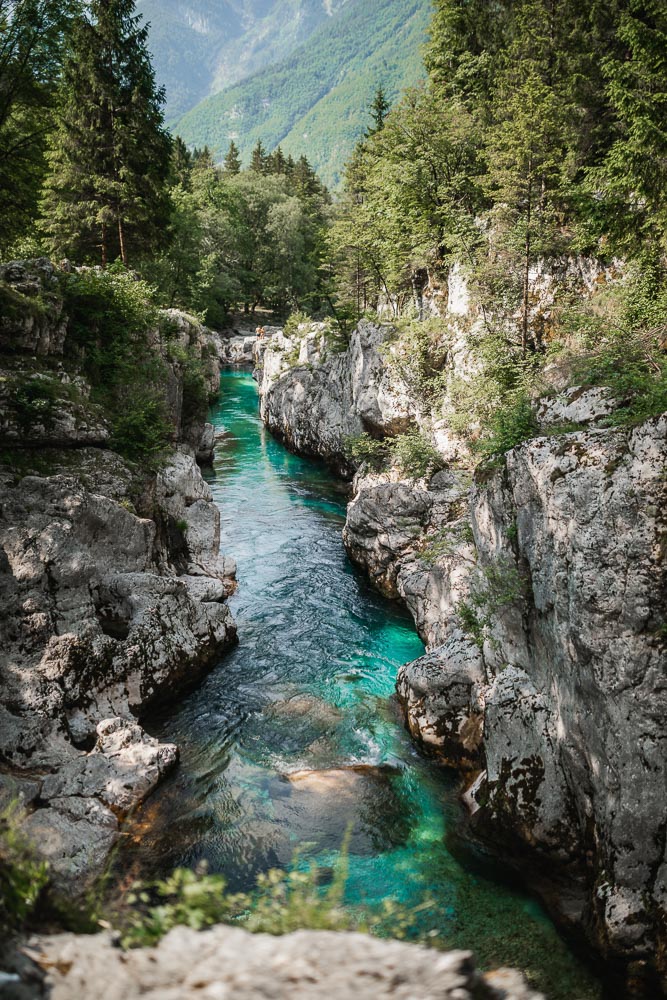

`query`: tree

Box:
[223,140,241,175]
[250,139,268,174]
[0,0,76,251]
[365,85,390,136]
[591,0,667,254]
[41,0,171,266]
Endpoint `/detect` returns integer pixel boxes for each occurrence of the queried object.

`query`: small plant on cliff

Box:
[456,560,527,649]
[283,311,312,337]
[391,428,444,479]
[381,319,449,404]
[419,521,474,567]
[12,376,61,431]
[61,266,173,462]
[343,432,390,471]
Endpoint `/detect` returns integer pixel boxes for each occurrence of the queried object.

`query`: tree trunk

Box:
[101,222,108,268]
[118,214,127,266]
[522,175,533,357]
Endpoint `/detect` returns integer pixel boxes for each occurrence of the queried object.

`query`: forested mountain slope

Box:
[136,0,353,121]
[173,0,429,187]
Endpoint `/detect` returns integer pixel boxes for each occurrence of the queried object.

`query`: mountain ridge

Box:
[173,0,430,187]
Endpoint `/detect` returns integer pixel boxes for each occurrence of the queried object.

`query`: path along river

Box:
[120,371,603,999]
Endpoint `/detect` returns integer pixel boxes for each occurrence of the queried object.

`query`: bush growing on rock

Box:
[391,428,444,479]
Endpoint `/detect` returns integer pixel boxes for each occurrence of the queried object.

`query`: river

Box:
[120,371,602,999]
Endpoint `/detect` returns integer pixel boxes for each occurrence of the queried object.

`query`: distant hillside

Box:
[174,0,430,188]
[137,0,354,121]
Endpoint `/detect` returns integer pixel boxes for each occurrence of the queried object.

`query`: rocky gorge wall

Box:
[0,261,237,889]
[256,305,667,989]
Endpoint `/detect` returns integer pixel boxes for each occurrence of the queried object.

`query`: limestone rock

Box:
[258,321,415,474]
[27,926,544,1000]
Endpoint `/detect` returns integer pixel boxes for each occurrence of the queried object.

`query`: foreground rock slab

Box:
[27,927,543,1000]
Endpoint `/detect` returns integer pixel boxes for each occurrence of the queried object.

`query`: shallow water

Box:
[120,371,602,998]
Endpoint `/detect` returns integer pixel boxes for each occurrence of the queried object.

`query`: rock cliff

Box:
[256,311,667,988]
[0,262,237,888]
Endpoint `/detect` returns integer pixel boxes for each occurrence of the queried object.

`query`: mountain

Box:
[136,1,355,122]
[173,0,430,187]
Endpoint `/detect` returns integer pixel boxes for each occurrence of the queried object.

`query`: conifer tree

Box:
[0,0,76,250]
[250,139,268,174]
[223,140,241,175]
[42,0,171,266]
[365,86,390,137]
[594,0,667,252]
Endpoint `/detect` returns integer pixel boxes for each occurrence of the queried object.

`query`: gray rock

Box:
[26,927,544,1000]
[258,321,415,473]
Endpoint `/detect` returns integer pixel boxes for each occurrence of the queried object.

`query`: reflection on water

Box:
[119,372,602,999]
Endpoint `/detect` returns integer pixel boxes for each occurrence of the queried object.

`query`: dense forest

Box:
[1,0,666,453]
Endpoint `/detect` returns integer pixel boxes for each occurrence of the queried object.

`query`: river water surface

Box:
[121,371,602,998]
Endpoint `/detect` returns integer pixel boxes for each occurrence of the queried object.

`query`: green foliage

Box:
[391,428,444,479]
[12,376,61,431]
[61,266,172,462]
[119,852,356,948]
[174,0,430,190]
[283,311,312,337]
[476,392,539,460]
[419,521,474,566]
[0,802,49,934]
[41,0,172,266]
[0,0,76,254]
[343,432,390,471]
[457,560,526,649]
[381,320,449,403]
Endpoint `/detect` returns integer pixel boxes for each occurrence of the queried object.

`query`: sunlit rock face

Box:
[0,262,237,887]
[257,320,415,476]
[258,303,667,982]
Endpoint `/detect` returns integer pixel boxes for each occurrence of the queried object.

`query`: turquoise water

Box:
[122,372,601,998]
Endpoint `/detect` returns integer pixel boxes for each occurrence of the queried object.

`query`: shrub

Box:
[13,376,60,431]
[391,428,444,479]
[61,266,172,463]
[343,432,390,470]
[381,319,449,404]
[0,802,49,934]
[283,310,312,338]
[119,854,355,949]
[456,560,526,649]
[475,391,539,459]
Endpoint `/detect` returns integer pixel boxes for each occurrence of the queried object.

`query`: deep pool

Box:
[120,371,602,999]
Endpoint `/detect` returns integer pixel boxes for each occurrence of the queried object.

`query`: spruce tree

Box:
[594,0,667,253]
[42,0,171,266]
[223,140,241,175]
[250,139,268,174]
[0,0,75,250]
[365,86,390,137]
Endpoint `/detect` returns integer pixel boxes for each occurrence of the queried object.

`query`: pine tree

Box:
[0,0,76,250]
[268,146,287,175]
[41,0,171,266]
[223,140,241,175]
[594,0,667,252]
[365,85,390,137]
[250,139,268,174]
